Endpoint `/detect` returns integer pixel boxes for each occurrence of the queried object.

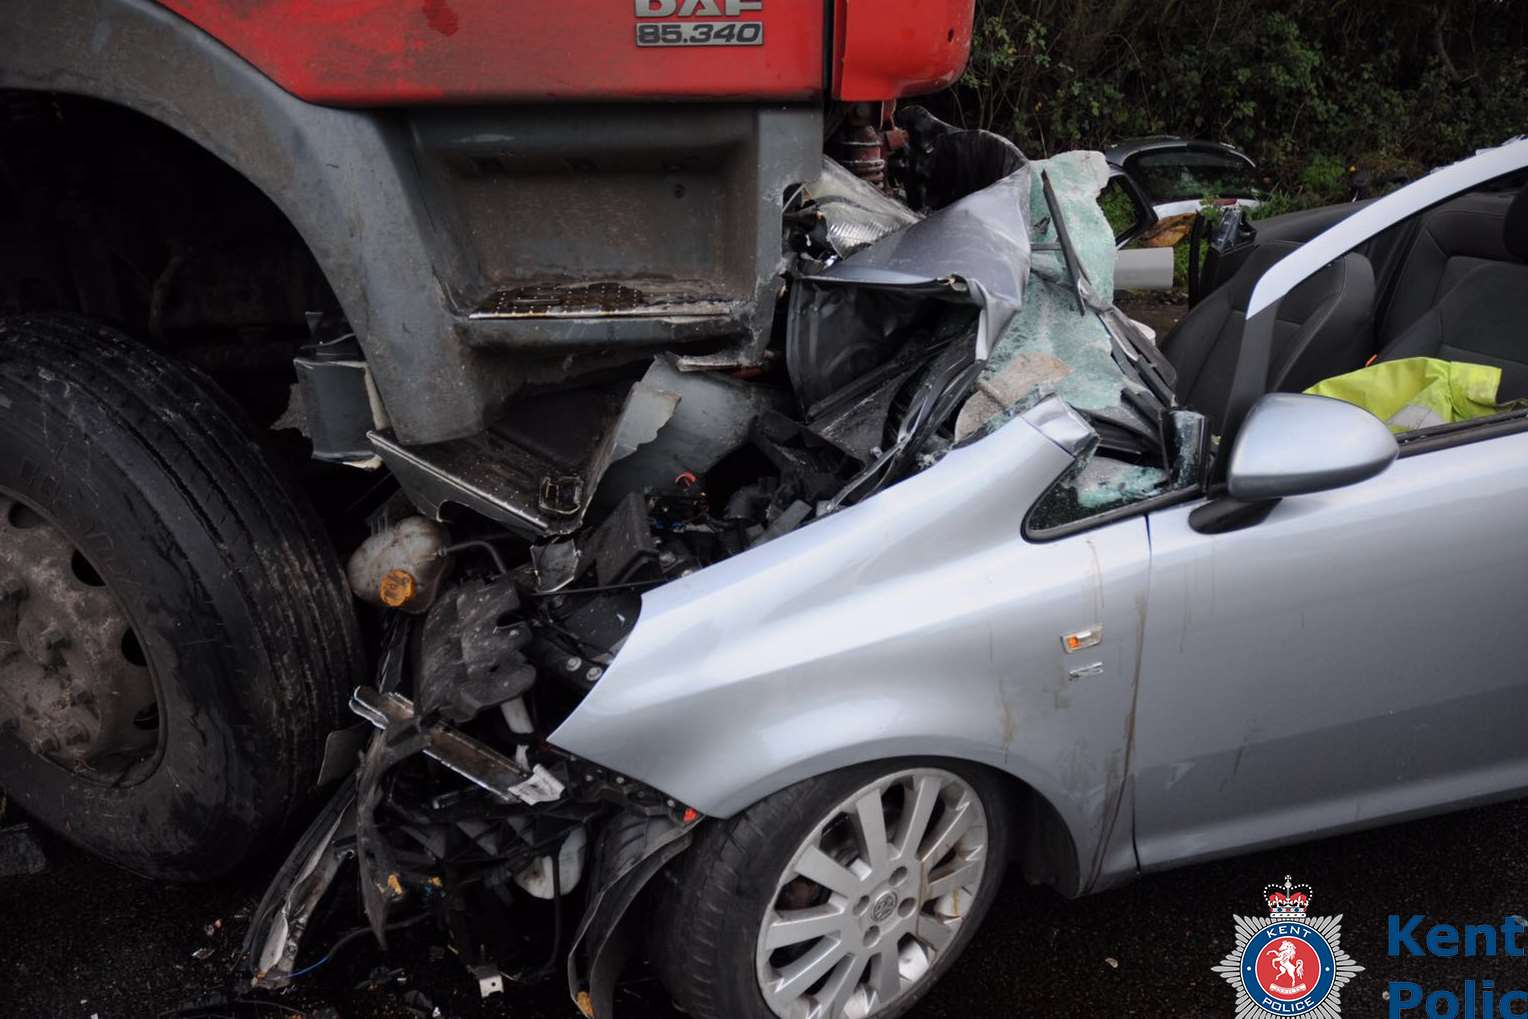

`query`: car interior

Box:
[1160,179,1528,432]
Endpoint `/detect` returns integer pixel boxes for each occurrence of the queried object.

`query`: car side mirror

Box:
[1226,392,1398,500]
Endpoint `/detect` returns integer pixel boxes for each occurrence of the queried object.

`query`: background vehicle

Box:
[1103,137,1266,291]
[1105,136,1265,219]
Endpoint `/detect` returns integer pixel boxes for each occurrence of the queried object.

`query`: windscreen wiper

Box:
[1041,169,1089,316]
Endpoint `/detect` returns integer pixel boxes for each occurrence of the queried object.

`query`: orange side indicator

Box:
[1060,625,1102,653]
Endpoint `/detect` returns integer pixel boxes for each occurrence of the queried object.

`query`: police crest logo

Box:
[1212,876,1365,1017]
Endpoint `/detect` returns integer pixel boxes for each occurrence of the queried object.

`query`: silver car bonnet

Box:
[550,402,1072,807]
[547,394,1149,887]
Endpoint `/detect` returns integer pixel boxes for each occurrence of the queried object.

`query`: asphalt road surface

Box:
[4,792,1528,1019]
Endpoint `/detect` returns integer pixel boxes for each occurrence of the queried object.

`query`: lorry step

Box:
[470,279,733,320]
[367,376,664,539]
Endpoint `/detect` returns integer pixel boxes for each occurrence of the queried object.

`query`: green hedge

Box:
[947,0,1527,210]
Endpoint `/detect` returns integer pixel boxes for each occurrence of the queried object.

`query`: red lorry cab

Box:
[158,0,974,105]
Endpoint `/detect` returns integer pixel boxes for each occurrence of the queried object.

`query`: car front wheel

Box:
[656,759,1010,1019]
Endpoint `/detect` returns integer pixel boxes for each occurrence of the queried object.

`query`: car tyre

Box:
[0,316,363,880]
[655,758,1010,1019]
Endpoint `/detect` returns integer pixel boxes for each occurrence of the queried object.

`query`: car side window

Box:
[1026,432,1208,539]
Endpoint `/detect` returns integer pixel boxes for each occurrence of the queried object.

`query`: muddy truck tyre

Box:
[0,316,362,880]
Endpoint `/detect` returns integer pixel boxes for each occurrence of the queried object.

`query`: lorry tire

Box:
[654,759,1010,1019]
[0,316,363,880]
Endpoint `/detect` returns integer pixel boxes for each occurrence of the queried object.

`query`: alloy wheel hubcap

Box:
[756,767,989,1019]
[0,494,158,779]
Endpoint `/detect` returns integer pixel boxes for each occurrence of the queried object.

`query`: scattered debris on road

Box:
[0,820,47,877]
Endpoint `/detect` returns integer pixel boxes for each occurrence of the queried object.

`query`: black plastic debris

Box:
[895,105,1027,212]
[400,988,445,1018]
[0,821,47,876]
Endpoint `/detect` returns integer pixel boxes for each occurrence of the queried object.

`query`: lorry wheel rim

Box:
[0,492,162,784]
[755,767,989,1019]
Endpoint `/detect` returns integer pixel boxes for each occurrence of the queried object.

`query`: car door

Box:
[1131,428,1528,870]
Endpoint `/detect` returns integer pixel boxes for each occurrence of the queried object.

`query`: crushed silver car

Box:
[245,128,1528,1019]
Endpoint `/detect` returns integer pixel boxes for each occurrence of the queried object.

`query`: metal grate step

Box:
[470,279,732,320]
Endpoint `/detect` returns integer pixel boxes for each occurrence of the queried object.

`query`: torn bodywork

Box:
[244,111,1210,1016]
[246,606,699,1001]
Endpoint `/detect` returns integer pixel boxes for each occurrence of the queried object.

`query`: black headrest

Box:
[1508,182,1528,261]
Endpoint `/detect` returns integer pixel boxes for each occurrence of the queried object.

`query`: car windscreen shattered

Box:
[956,151,1134,433]
[940,149,1188,523]
[788,146,1185,516]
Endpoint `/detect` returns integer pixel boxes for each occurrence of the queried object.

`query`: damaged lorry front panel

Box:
[549,397,1154,896]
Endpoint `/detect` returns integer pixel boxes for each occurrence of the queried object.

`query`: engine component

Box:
[515,826,587,900]
[527,540,581,593]
[416,577,538,724]
[579,493,662,588]
[595,355,792,503]
[828,103,889,186]
[349,686,564,806]
[346,516,452,613]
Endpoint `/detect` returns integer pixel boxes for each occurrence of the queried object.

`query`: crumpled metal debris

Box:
[796,163,1031,364]
[237,130,1205,1019]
